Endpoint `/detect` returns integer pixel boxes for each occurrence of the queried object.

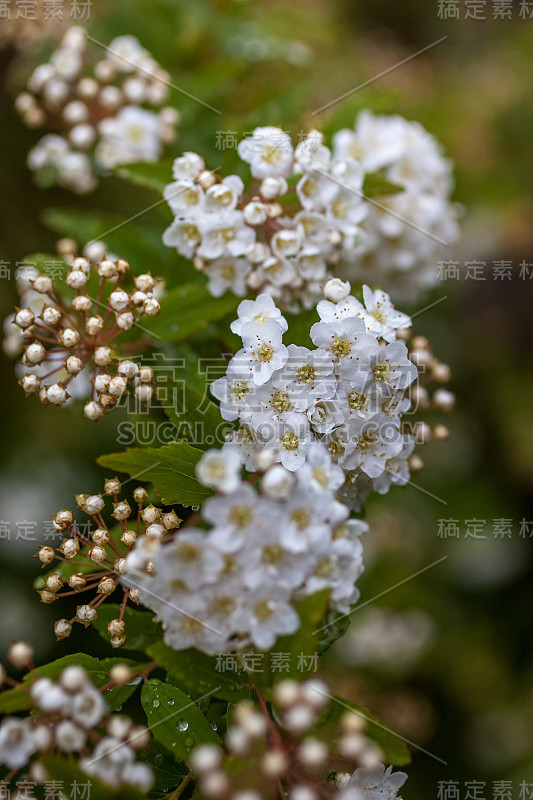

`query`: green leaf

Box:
[97,441,212,507]
[261,590,331,686]
[141,282,240,343]
[147,641,251,702]
[21,252,69,277]
[362,171,404,198]
[115,159,174,193]
[41,754,146,800]
[157,378,229,450]
[42,207,170,270]
[29,653,103,682]
[283,307,318,347]
[0,686,32,713]
[317,697,411,766]
[92,604,163,651]
[141,678,220,761]
[137,740,189,794]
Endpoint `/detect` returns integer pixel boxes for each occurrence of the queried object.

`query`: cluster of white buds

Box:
[189,678,407,800]
[400,331,455,459]
[162,117,458,307]
[16,26,180,192]
[35,478,181,647]
[9,241,162,420]
[0,661,153,790]
[212,287,427,511]
[125,442,367,655]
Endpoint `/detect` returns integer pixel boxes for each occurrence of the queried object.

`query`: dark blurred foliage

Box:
[1,0,533,796]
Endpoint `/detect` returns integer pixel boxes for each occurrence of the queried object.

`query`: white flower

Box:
[232,320,289,386]
[196,448,242,493]
[340,764,407,800]
[294,130,331,172]
[230,294,288,337]
[98,107,163,166]
[163,218,201,258]
[249,380,308,431]
[210,365,255,422]
[350,340,417,396]
[204,257,251,297]
[351,286,411,342]
[307,399,345,434]
[262,421,314,472]
[172,152,204,181]
[70,687,106,728]
[155,531,224,590]
[237,583,300,649]
[238,127,294,179]
[296,442,345,495]
[246,528,311,590]
[202,484,264,552]
[272,344,336,409]
[163,179,204,216]
[0,718,36,770]
[55,720,86,752]
[107,35,147,72]
[197,211,255,260]
[340,414,404,479]
[310,316,375,378]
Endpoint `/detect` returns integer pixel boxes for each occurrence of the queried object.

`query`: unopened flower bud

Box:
[25,342,46,364]
[37,546,55,564]
[109,663,132,686]
[98,259,118,279]
[98,576,116,594]
[8,641,33,668]
[72,295,92,312]
[54,618,73,640]
[133,487,148,504]
[69,573,86,591]
[61,538,79,559]
[84,400,104,420]
[89,545,107,563]
[76,605,97,625]
[94,346,112,366]
[46,574,63,593]
[15,308,35,328]
[324,278,351,303]
[113,500,131,520]
[59,328,80,348]
[121,529,137,546]
[32,275,53,293]
[66,355,83,374]
[117,360,138,379]
[85,315,104,335]
[162,511,181,530]
[91,527,110,546]
[108,618,125,637]
[20,374,41,394]
[135,274,155,292]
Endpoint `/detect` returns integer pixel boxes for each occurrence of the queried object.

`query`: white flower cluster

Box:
[8,241,162,420]
[125,442,366,654]
[333,111,460,298]
[162,118,457,305]
[36,478,182,647]
[213,286,418,510]
[16,27,179,192]
[190,677,407,800]
[0,661,153,791]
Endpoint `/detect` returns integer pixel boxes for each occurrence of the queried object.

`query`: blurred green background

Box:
[1,0,533,796]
